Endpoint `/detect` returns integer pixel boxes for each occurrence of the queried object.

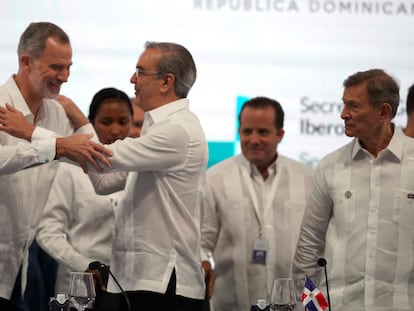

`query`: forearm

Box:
[55,137,70,159]
[0,139,56,175]
[88,170,128,195]
[66,106,88,131]
[56,95,89,130]
[19,124,35,141]
[36,233,91,272]
[292,202,330,293]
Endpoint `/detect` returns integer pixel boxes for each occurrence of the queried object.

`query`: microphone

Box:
[317,258,327,267]
[317,258,332,311]
[89,261,106,270]
[88,261,131,311]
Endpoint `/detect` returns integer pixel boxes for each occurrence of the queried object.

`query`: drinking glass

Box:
[270,278,296,310]
[68,272,96,311]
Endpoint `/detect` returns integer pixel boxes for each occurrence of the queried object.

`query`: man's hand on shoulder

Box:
[0,103,35,141]
[56,95,89,130]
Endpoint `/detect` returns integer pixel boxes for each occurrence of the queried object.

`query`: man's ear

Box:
[160,73,175,94]
[276,128,285,143]
[21,55,30,68]
[379,102,392,120]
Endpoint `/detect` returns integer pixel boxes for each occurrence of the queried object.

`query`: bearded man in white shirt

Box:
[201,96,313,311]
[293,69,414,311]
[0,22,110,310]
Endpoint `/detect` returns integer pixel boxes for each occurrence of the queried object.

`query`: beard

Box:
[28,68,60,99]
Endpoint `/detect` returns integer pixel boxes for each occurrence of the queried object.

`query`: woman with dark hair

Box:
[36,88,133,303]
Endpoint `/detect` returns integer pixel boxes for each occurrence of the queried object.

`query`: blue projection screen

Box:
[1,0,414,167]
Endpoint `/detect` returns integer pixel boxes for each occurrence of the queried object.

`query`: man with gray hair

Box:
[0,22,110,310]
[52,41,208,311]
[293,69,414,310]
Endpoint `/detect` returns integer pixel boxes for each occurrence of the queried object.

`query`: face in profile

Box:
[27,37,72,99]
[341,83,383,141]
[92,99,132,144]
[130,48,163,112]
[238,106,284,171]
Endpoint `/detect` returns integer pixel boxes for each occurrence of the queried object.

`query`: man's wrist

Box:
[202,260,212,270]
[55,137,65,159]
[24,125,36,141]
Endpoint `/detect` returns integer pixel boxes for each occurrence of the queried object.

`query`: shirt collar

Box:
[386,126,405,160]
[6,76,32,117]
[146,98,189,126]
[351,124,404,161]
[240,153,278,177]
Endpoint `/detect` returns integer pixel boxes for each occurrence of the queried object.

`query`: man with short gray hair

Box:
[293,69,414,310]
[84,41,208,311]
[0,21,110,310]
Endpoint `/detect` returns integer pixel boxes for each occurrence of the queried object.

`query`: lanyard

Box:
[240,163,282,237]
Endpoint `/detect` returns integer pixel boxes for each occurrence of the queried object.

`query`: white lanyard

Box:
[240,163,282,237]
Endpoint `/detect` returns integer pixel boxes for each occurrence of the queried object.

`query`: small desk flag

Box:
[302,275,328,311]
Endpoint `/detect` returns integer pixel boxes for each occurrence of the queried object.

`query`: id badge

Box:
[251,238,269,264]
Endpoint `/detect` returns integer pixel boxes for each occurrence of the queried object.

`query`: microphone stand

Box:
[107,268,131,311]
[317,258,332,311]
[322,264,331,311]
[89,261,131,311]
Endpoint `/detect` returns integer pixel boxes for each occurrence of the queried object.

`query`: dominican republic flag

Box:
[302,275,329,311]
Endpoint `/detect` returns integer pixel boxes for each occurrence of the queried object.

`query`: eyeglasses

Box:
[135,68,161,78]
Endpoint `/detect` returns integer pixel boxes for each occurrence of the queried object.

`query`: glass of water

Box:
[68,272,96,311]
[270,278,296,310]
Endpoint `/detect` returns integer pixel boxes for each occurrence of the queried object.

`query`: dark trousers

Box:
[127,270,204,311]
[24,240,59,311]
[0,268,29,311]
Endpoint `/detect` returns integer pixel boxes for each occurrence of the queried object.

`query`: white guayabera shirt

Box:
[0,77,82,299]
[201,154,313,311]
[86,99,208,300]
[293,127,414,311]
[36,162,116,293]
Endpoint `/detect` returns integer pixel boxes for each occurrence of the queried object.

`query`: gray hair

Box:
[343,69,400,118]
[17,22,70,59]
[144,41,196,98]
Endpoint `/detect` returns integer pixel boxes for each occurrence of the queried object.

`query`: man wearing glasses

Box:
[74,41,207,311]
